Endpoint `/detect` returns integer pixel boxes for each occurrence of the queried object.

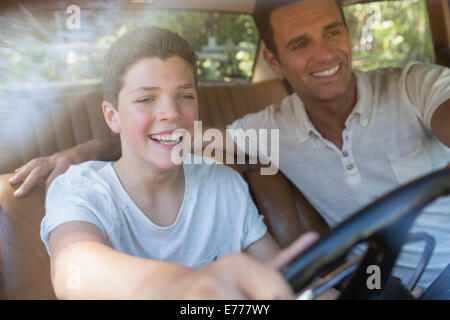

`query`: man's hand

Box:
[9,148,82,197]
[8,136,121,197]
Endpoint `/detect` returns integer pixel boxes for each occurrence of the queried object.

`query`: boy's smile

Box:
[104,56,198,170]
[149,129,184,148]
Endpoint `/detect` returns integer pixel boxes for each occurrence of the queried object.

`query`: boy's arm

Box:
[245,231,319,267]
[50,221,294,299]
[244,232,281,262]
[49,221,189,299]
[245,231,341,300]
[10,136,121,197]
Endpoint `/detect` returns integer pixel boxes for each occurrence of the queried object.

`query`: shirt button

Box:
[347,164,354,170]
[342,151,348,157]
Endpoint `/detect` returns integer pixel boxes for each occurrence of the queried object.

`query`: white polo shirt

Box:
[229,62,450,288]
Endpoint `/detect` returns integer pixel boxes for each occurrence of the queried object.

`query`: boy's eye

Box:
[180,94,195,100]
[136,97,156,103]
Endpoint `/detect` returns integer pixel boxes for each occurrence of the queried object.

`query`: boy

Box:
[40,26,317,299]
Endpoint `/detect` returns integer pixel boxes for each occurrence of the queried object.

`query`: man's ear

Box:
[102,101,121,134]
[263,47,283,77]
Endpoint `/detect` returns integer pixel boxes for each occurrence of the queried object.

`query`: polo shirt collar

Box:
[291,69,374,142]
[352,70,374,128]
[290,94,316,143]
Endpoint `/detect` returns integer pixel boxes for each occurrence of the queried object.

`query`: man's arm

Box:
[430,99,450,148]
[11,124,264,197]
[10,127,231,197]
[9,136,121,197]
[50,221,295,299]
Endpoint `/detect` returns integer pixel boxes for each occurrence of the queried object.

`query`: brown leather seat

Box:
[0,79,328,299]
[0,174,55,299]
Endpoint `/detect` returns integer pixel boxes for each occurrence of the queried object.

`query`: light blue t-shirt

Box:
[41,157,267,268]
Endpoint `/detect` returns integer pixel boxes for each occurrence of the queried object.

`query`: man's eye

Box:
[293,41,308,50]
[181,94,195,100]
[329,30,341,37]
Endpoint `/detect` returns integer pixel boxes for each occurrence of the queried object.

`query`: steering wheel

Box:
[281,167,450,299]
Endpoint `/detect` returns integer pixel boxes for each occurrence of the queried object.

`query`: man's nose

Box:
[313,40,334,63]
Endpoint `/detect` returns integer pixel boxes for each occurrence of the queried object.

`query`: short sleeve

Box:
[403,62,450,129]
[40,168,110,256]
[241,192,268,250]
[40,205,104,256]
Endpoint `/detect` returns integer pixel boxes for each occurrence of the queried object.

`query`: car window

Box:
[0,0,436,94]
[0,6,258,94]
[344,0,435,71]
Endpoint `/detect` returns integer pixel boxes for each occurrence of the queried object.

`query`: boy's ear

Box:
[102,101,121,134]
[263,47,283,76]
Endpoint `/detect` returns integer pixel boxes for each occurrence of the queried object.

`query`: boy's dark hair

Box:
[254,0,346,57]
[102,26,198,107]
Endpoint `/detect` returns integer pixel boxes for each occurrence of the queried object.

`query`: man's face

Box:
[107,56,198,170]
[265,0,354,104]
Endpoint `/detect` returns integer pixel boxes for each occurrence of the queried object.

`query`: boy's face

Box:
[104,56,198,170]
[264,0,354,104]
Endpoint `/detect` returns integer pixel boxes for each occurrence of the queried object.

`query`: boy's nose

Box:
[157,98,182,121]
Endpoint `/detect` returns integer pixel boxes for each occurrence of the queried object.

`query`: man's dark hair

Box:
[253,0,346,56]
[102,26,198,107]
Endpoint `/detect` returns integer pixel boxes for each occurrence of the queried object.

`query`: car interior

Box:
[0,0,449,299]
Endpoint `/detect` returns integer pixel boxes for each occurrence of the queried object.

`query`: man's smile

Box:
[311,64,341,78]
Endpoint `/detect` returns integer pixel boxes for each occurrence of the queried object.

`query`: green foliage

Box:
[0,0,436,90]
[103,11,259,81]
[344,0,435,71]
[153,12,258,81]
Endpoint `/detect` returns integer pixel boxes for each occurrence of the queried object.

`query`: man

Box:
[229,0,450,291]
[10,0,450,291]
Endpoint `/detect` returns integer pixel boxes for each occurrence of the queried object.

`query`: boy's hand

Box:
[173,232,320,300]
[174,253,294,299]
